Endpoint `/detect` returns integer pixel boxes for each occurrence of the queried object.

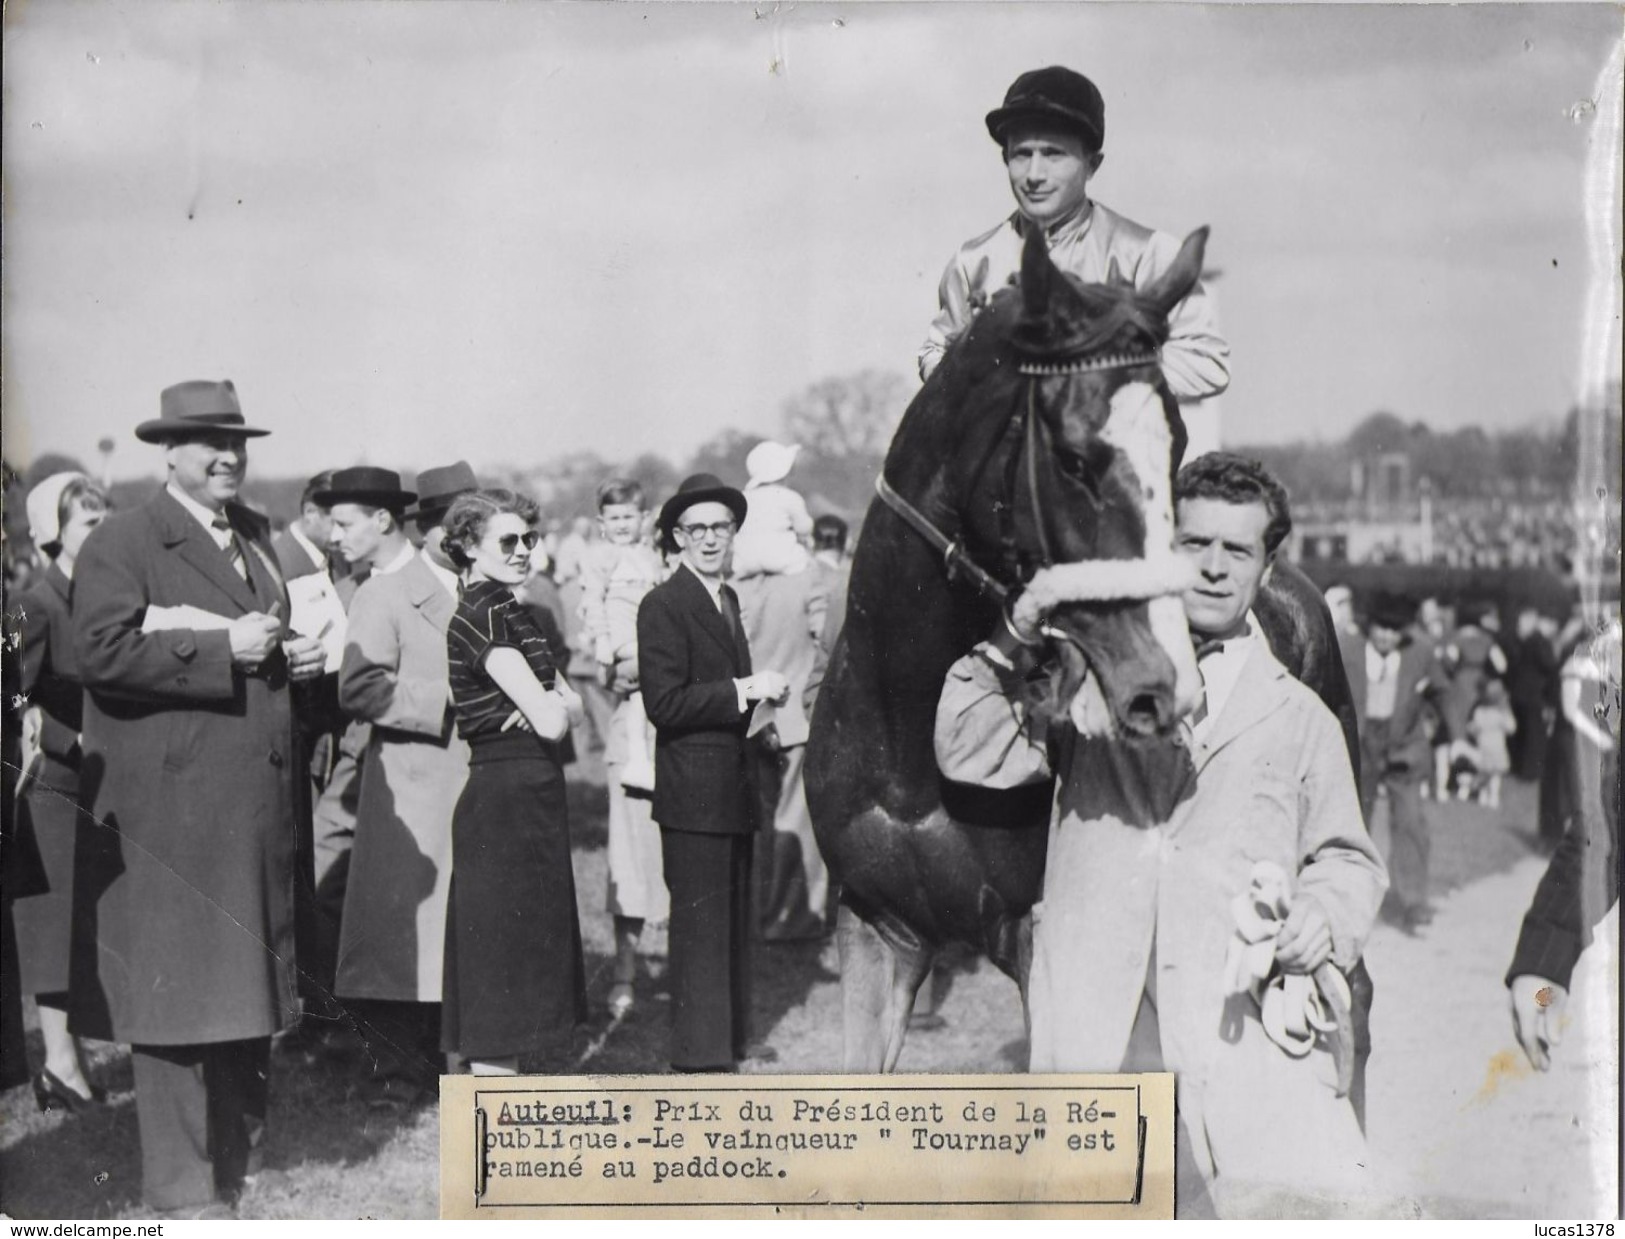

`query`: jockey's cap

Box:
[986,66,1105,151]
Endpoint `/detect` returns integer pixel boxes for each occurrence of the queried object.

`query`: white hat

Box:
[26,471,90,548]
[745,440,801,487]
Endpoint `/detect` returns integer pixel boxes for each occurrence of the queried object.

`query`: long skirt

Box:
[12,758,84,1003]
[442,735,586,1059]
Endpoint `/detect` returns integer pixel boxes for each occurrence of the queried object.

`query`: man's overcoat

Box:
[335,553,467,1002]
[71,490,298,1045]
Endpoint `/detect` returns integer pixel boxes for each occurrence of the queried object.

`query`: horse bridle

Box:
[874,345,1162,614]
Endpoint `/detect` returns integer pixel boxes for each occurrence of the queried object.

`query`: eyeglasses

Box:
[678,520,737,542]
[494,530,541,556]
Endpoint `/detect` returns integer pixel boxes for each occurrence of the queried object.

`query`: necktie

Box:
[1189,637,1225,727]
[719,586,740,641]
[211,514,254,589]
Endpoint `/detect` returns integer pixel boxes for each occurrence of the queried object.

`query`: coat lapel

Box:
[674,564,738,664]
[1192,640,1292,776]
[153,491,260,614]
[402,554,456,630]
[44,561,73,608]
[237,512,290,626]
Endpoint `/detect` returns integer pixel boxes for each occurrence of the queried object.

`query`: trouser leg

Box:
[131,1038,269,1211]
[354,998,442,1094]
[1385,774,1430,912]
[131,1045,214,1211]
[662,830,751,1070]
[730,834,753,1058]
[1119,989,1216,1219]
[204,1038,270,1195]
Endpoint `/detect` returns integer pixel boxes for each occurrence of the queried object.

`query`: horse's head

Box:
[948,226,1208,738]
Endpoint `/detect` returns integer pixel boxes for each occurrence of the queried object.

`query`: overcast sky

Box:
[3,1,1620,483]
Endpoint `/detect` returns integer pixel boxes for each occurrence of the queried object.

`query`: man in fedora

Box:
[918,65,1230,410]
[324,466,470,1108]
[1351,592,1440,935]
[71,379,326,1216]
[408,460,479,581]
[636,474,790,1071]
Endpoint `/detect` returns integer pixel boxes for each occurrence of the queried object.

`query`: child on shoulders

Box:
[730,440,813,579]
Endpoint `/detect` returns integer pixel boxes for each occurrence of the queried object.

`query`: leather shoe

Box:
[33,1069,106,1115]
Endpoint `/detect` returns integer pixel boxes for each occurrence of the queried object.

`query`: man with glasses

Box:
[637,474,790,1071]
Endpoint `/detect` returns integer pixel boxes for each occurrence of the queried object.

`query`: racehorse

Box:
[805,226,1359,1072]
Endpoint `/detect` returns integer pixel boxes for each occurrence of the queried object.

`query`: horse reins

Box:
[875,345,1161,609]
[875,473,1012,604]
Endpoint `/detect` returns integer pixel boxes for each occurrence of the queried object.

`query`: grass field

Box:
[0,766,1578,1219]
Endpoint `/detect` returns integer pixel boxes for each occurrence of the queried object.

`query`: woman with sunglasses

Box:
[440,489,588,1074]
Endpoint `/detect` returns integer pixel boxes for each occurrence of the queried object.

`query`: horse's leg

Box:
[1014,912,1035,1061]
[837,904,934,1072]
[880,943,935,1073]
[837,904,891,1071]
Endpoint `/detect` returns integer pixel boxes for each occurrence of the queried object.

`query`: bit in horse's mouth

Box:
[1043,622,1175,741]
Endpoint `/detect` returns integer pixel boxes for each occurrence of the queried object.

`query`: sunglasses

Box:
[494,530,541,556]
[678,520,737,541]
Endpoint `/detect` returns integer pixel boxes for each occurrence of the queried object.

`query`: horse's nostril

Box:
[1123,693,1163,737]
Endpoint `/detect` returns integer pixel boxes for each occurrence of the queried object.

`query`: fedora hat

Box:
[1368,591,1416,633]
[985,66,1106,150]
[135,379,271,444]
[313,466,416,511]
[657,473,748,541]
[406,461,478,521]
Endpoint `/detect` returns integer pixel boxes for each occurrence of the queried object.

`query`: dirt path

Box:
[743,779,1620,1217]
[1362,854,1618,1217]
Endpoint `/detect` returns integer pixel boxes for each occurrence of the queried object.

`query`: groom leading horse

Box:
[806,65,1371,1112]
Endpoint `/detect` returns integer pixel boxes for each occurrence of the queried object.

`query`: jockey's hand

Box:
[1273,895,1332,974]
[1509,974,1567,1071]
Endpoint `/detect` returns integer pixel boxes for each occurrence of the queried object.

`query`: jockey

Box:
[918,65,1231,407]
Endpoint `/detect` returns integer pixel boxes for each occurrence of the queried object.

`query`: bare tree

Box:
[779,370,913,460]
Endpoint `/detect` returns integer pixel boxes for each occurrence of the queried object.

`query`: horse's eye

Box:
[1053,450,1100,501]
[1057,441,1110,486]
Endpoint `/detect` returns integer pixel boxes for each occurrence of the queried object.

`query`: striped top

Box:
[446,578,561,741]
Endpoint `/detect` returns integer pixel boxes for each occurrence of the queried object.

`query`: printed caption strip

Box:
[440,1072,1173,1219]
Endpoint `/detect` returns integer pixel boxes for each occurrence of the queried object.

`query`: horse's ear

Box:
[1105,256,1126,287]
[1140,227,1210,319]
[1020,226,1054,320]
